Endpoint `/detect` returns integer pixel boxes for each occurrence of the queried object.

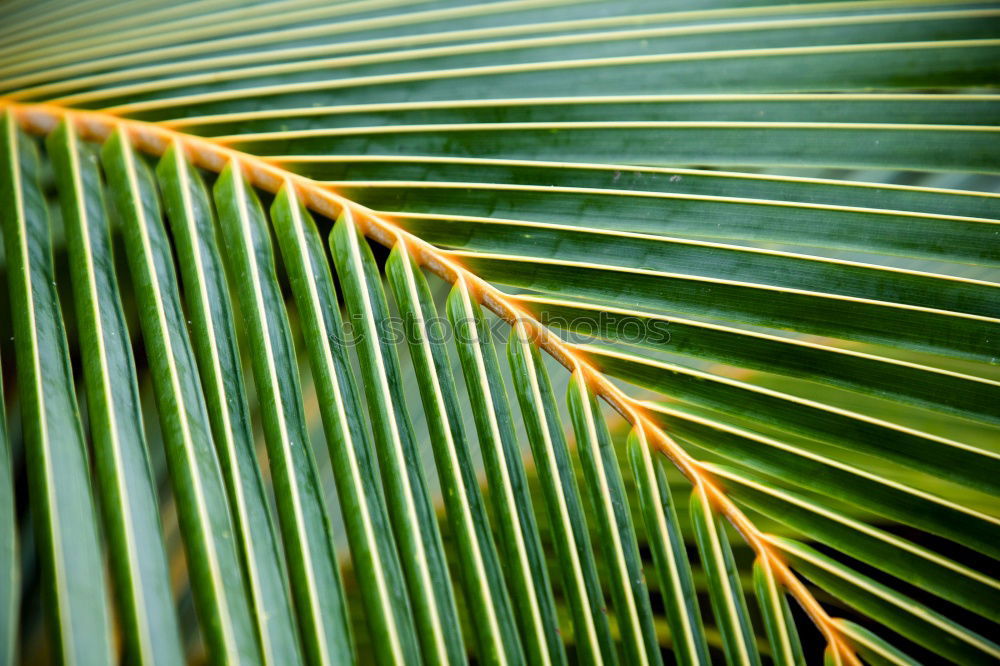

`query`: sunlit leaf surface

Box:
[0,1,997,664]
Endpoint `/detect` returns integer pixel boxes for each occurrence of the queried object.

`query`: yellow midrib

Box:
[1,98,860,666]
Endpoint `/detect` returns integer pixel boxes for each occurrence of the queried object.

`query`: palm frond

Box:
[1,1,997,664]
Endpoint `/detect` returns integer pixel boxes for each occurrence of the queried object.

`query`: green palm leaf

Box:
[508,324,617,664]
[386,242,524,664]
[629,428,712,666]
[271,185,421,665]
[47,120,182,666]
[100,130,262,664]
[448,281,567,666]
[214,162,350,665]
[157,146,303,666]
[1,2,997,664]
[330,213,466,664]
[1,112,113,666]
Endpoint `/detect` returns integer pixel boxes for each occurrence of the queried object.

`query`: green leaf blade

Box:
[656,403,1000,560]
[507,323,617,665]
[403,219,1000,320]
[462,254,1000,363]
[627,430,710,666]
[329,211,465,665]
[385,243,524,665]
[446,282,567,666]
[712,463,1000,623]
[46,120,183,666]
[689,486,761,666]
[270,186,420,666]
[213,163,352,666]
[834,619,919,666]
[156,147,304,666]
[1,111,114,665]
[99,129,262,666]
[0,351,14,666]
[773,536,1000,665]
[312,161,1000,266]
[567,372,661,666]
[519,298,1000,425]
[237,123,1000,175]
[751,558,805,666]
[591,348,1000,495]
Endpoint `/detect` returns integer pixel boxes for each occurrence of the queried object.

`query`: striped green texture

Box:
[1,1,998,664]
[271,186,420,666]
[386,243,524,665]
[47,120,182,666]
[774,537,1000,665]
[100,130,262,666]
[628,431,710,666]
[330,212,465,665]
[689,485,760,666]
[752,558,805,666]
[507,325,615,665]
[156,147,303,666]
[214,163,353,666]
[567,373,660,666]
[1,111,114,666]
[447,282,567,666]
[0,348,15,666]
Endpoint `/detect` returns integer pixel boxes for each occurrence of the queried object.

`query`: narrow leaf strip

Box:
[156,147,303,666]
[103,40,1000,119]
[47,119,182,665]
[271,184,420,666]
[708,462,1000,622]
[99,129,261,665]
[287,156,1000,260]
[386,242,523,665]
[0,111,114,665]
[461,252,1000,363]
[771,536,1000,665]
[446,282,566,666]
[689,484,761,666]
[0,349,15,666]
[752,556,805,666]
[627,429,710,666]
[833,619,920,666]
[590,346,1000,495]
[330,211,465,665]
[214,162,353,666]
[507,323,616,665]
[237,121,1000,174]
[567,372,661,666]
[398,213,1000,320]
[518,297,1000,425]
[646,402,1000,559]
